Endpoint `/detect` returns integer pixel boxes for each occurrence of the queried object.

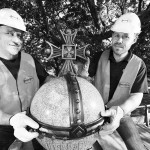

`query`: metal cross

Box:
[45,29,89,76]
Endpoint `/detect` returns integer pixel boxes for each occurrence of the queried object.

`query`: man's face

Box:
[112,31,136,56]
[0,25,23,58]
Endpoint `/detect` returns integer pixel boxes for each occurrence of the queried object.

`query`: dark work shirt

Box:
[33,57,49,86]
[0,53,21,80]
[0,52,49,86]
[109,49,148,101]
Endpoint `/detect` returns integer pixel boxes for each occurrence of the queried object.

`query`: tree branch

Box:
[86,0,100,30]
[138,0,143,12]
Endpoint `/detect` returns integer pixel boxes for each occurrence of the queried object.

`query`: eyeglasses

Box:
[112,32,130,41]
[0,30,24,40]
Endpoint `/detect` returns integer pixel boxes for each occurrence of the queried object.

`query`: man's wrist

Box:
[118,106,124,117]
[9,115,14,125]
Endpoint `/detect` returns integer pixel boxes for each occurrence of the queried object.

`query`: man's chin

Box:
[114,46,123,50]
[113,48,122,52]
[10,49,20,55]
[113,49,124,56]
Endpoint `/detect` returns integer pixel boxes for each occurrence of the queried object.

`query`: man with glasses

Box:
[0,8,49,150]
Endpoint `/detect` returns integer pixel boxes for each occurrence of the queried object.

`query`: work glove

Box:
[99,106,124,136]
[9,111,39,142]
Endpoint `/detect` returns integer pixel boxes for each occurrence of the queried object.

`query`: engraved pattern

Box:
[37,133,98,150]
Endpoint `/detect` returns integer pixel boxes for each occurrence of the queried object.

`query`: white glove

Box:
[99,106,124,136]
[9,111,39,142]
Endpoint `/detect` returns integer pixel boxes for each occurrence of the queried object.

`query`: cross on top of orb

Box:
[45,29,90,76]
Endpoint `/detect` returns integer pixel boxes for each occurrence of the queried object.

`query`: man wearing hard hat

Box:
[0,8,50,150]
[95,13,148,150]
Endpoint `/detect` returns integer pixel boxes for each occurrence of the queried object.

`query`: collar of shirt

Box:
[109,49,133,63]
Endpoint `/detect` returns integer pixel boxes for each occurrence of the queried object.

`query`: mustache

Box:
[113,43,124,47]
[12,43,22,47]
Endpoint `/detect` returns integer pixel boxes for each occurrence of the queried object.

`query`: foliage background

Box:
[0,0,150,77]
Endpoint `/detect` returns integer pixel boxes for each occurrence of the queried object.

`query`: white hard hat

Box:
[0,8,26,32]
[111,13,141,34]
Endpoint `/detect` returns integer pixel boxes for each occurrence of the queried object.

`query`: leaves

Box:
[1,0,150,76]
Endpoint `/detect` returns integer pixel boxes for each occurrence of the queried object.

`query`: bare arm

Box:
[120,93,143,115]
[100,93,143,135]
[0,110,12,125]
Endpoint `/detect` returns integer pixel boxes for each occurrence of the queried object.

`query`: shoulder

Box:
[20,52,36,67]
[132,54,146,70]
[21,52,42,65]
[134,55,146,70]
[131,56,148,94]
[132,54,143,63]
[21,52,32,58]
[21,52,35,63]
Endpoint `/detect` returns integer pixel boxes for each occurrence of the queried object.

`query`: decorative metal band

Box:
[64,73,85,138]
[27,108,104,140]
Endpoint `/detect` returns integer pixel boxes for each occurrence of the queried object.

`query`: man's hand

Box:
[9,111,39,142]
[99,106,124,136]
[79,57,90,78]
[73,57,91,80]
